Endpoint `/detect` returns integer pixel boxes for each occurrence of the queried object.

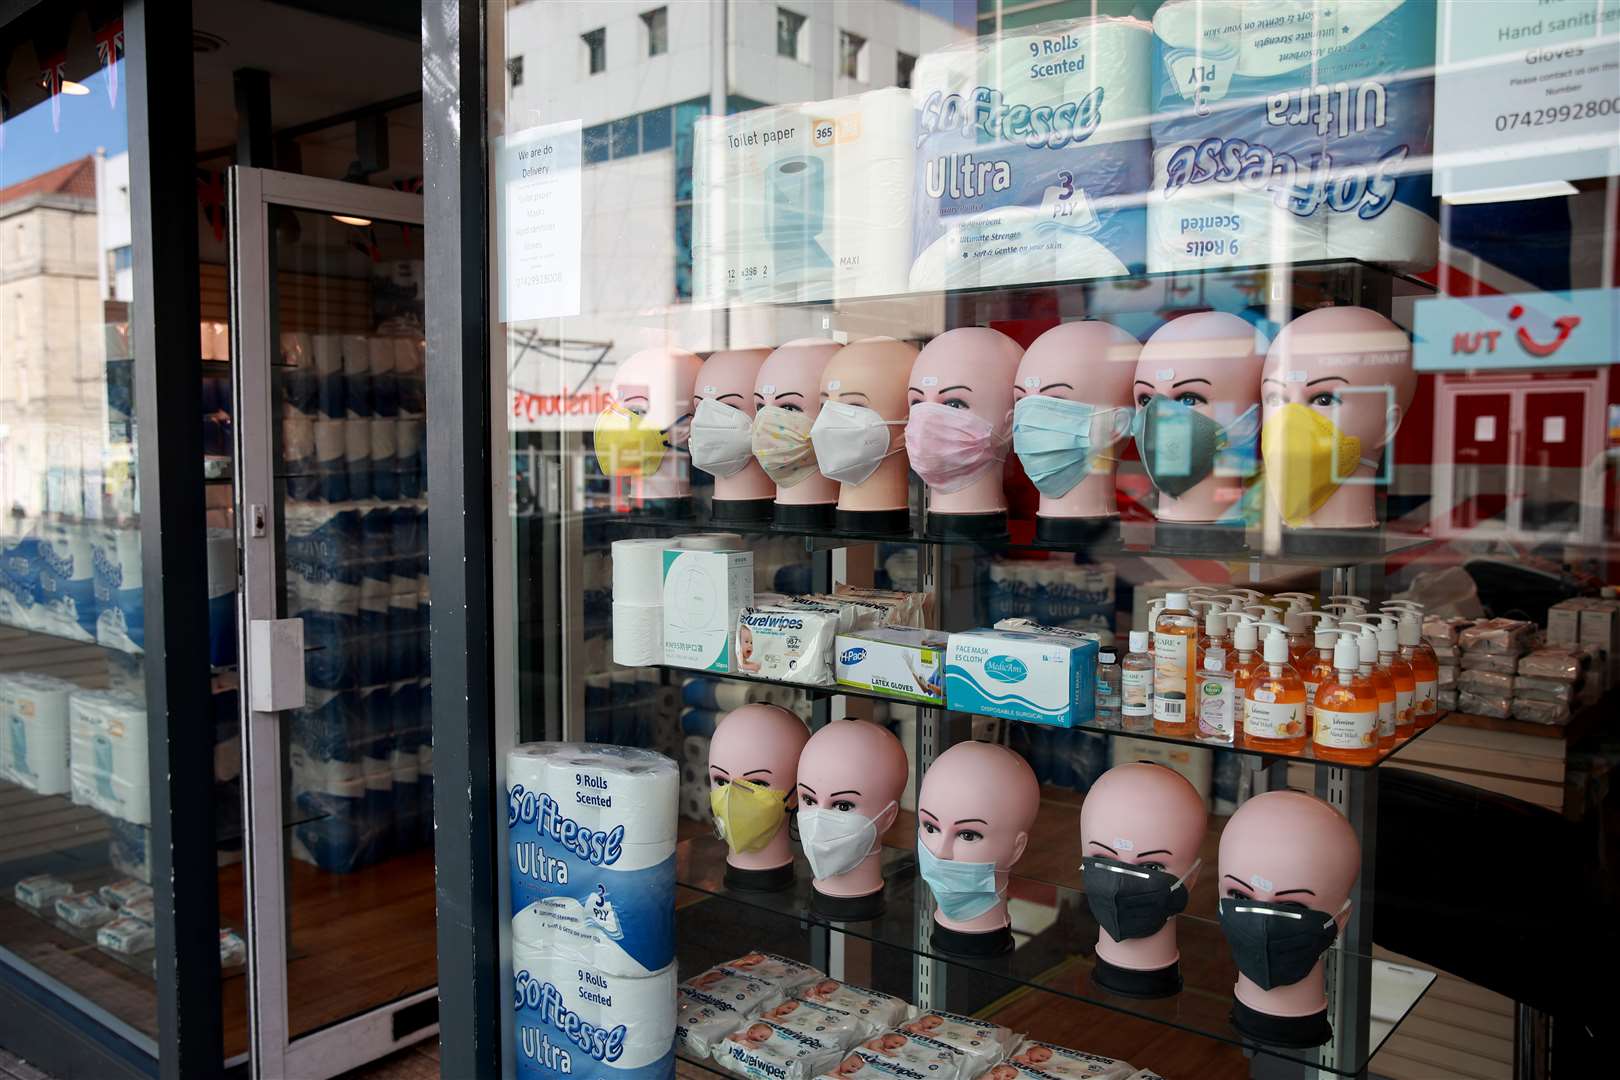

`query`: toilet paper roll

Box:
[611,539,671,600]
[681,678,754,712]
[393,336,425,375]
[611,604,662,667]
[679,786,707,822]
[341,334,371,375]
[281,331,313,368]
[367,337,397,375]
[654,686,680,716]
[283,413,316,464]
[315,417,346,468]
[512,929,676,1076]
[679,761,703,788]
[370,417,397,467]
[678,709,720,737]
[681,735,709,767]
[508,847,675,977]
[311,334,343,375]
[506,742,678,845]
[677,533,743,552]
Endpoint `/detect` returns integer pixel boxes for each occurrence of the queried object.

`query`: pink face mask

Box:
[905,401,1011,494]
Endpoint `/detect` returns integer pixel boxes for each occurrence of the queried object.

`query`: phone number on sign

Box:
[1494,97,1619,131]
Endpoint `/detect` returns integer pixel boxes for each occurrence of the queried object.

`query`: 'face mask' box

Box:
[944,626,1098,727]
[662,549,754,673]
[836,626,948,705]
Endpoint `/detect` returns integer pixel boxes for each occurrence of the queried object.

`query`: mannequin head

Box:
[819,337,918,513]
[1219,790,1359,1017]
[709,704,811,872]
[1133,313,1267,523]
[756,339,842,508]
[1079,763,1208,972]
[693,348,774,502]
[916,741,1039,933]
[1013,321,1141,520]
[611,346,703,502]
[906,328,1024,516]
[796,718,908,898]
[1261,307,1415,529]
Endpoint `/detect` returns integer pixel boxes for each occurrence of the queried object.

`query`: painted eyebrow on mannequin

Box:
[1305,376,1348,386]
[1135,849,1173,858]
[773,390,804,400]
[836,391,870,403]
[716,392,745,402]
[743,768,774,778]
[711,766,731,778]
[1087,840,1118,854]
[1039,382,1073,393]
[1133,380,1155,390]
[828,789,861,798]
[1171,378,1211,388]
[953,817,988,827]
[799,783,816,794]
[1273,887,1317,897]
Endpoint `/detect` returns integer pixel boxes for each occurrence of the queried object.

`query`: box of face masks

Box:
[662,549,754,673]
[836,627,948,705]
[944,626,1097,727]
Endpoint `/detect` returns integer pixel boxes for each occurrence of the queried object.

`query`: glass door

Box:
[229,168,435,1078]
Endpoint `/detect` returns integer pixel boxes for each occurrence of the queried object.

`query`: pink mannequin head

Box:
[755,339,842,508]
[1013,321,1142,520]
[1219,790,1360,1017]
[1133,313,1267,523]
[820,338,918,514]
[693,348,774,503]
[907,328,1024,516]
[611,346,703,502]
[796,718,908,898]
[917,741,1039,933]
[709,704,811,872]
[1079,762,1208,972]
[1261,307,1415,529]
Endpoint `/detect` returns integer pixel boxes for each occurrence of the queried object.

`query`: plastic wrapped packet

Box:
[14,874,72,910]
[54,892,116,929]
[846,1032,973,1080]
[1422,616,1466,645]
[1511,698,1571,726]
[1513,677,1575,704]
[831,584,932,628]
[1457,619,1534,655]
[899,1011,1017,1070]
[712,1017,848,1080]
[719,952,824,993]
[1437,688,1458,711]
[757,998,872,1050]
[1460,652,1518,675]
[1518,649,1582,682]
[820,1045,962,1080]
[1006,1039,1135,1079]
[122,896,155,923]
[679,972,786,1057]
[1458,670,1515,696]
[1437,665,1457,689]
[97,915,155,954]
[98,878,154,910]
[799,979,912,1037]
[1456,690,1511,719]
[220,928,247,966]
[1124,1072,1167,1080]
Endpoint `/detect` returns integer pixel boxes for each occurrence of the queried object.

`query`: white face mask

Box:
[687,397,755,478]
[809,401,905,486]
[797,801,894,881]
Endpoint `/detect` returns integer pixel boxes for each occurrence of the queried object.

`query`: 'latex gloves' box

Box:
[836,627,948,705]
[662,549,753,673]
[944,626,1097,727]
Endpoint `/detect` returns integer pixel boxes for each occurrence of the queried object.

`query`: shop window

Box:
[777,8,807,61]
[610,116,639,159]
[507,54,524,87]
[641,106,673,152]
[582,27,606,75]
[642,7,668,57]
[897,50,916,89]
[840,30,868,82]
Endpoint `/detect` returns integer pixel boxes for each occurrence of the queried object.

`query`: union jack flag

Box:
[40,53,66,132]
[95,18,125,108]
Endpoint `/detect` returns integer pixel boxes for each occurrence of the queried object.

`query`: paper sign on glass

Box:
[497,119,583,322]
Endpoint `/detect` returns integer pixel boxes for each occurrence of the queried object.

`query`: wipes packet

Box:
[800,979,912,1037]
[14,874,72,910]
[718,951,823,992]
[679,971,786,1057]
[1006,1039,1134,1080]
[714,1017,847,1080]
[848,1031,972,1080]
[735,604,842,686]
[54,891,116,929]
[97,915,155,954]
[98,877,154,910]
[899,1010,1017,1068]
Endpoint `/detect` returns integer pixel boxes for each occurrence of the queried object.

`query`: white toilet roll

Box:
[367,336,397,375]
[681,734,709,765]
[340,334,371,375]
[678,533,743,552]
[283,414,316,461]
[611,539,671,600]
[679,761,703,788]
[654,686,680,717]
[612,604,662,667]
[345,418,372,467]
[311,334,343,375]
[314,417,346,467]
[393,336,425,375]
[281,332,313,368]
[370,416,397,462]
[506,742,678,845]
[679,786,708,822]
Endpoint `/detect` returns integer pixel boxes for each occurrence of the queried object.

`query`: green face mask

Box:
[1132,395,1259,498]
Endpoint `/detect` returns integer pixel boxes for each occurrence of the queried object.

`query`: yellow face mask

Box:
[1261,403,1365,526]
[593,404,667,478]
[709,781,788,855]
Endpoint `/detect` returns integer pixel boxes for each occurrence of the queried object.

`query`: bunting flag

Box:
[94,18,124,108]
[197,169,227,244]
[40,52,66,132]
[392,176,424,240]
[350,226,383,263]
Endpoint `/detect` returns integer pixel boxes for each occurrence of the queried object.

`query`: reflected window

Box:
[582,27,606,75]
[897,50,916,89]
[642,7,668,57]
[777,8,806,61]
[507,54,523,87]
[840,30,867,81]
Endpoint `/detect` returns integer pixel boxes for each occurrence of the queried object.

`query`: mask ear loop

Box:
[1170,856,1202,892]
[1323,896,1352,930]
[1091,406,1138,466]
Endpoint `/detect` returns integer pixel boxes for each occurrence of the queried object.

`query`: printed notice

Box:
[498,119,582,322]
[1434,0,1620,196]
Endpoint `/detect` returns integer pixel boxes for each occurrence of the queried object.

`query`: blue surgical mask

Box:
[916,836,1002,921]
[1012,396,1134,498]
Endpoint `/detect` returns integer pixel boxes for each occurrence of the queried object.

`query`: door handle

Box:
[248,618,305,712]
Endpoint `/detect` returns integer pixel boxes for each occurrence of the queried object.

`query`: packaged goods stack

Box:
[1453,619,1535,720]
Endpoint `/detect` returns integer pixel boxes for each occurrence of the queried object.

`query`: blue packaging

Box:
[944,626,1098,727]
[511,934,676,1080]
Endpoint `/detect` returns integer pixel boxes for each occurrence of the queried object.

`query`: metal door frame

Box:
[229,166,432,1080]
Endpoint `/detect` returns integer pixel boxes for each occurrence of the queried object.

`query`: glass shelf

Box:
[674,836,1434,1077]
[658,665,1444,771]
[0,615,143,657]
[590,510,1435,570]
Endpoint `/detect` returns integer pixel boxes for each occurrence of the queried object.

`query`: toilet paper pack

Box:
[662,548,754,673]
[910,17,1153,291]
[91,525,144,653]
[1,673,76,794]
[693,88,913,303]
[69,690,150,824]
[512,936,676,1080]
[35,521,98,641]
[1149,0,1437,271]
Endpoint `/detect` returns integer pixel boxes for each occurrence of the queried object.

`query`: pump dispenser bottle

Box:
[1277,598,1316,669]
[1153,592,1199,736]
[1301,617,1339,731]
[1342,623,1396,750]
[1196,647,1235,744]
[1384,602,1439,726]
[1145,598,1167,659]
[1121,630,1153,733]
[1197,601,1229,662]
[1243,626,1307,753]
[1369,614,1417,737]
[1227,615,1261,738]
[1312,630,1381,763]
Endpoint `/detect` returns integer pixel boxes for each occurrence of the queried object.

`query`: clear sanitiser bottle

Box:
[1242,626,1307,754]
[1153,592,1199,736]
[1121,630,1153,734]
[1196,647,1235,745]
[1095,643,1121,729]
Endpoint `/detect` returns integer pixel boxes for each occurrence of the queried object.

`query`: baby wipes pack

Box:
[899,1011,1016,1070]
[735,603,841,686]
[1006,1039,1134,1080]
[910,17,1153,291]
[693,88,913,303]
[54,891,115,930]
[846,1032,970,1080]
[944,627,1098,727]
[713,1006,855,1080]
[663,548,754,673]
[835,627,948,706]
[1148,0,1438,271]
[677,971,786,1057]
[14,874,71,910]
[797,979,911,1037]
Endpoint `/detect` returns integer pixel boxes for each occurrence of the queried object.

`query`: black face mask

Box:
[1082,855,1196,942]
[1218,896,1345,990]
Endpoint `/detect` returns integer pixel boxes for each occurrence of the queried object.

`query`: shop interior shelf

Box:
[659,665,1444,771]
[592,510,1435,570]
[673,835,1434,1077]
[0,617,142,658]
